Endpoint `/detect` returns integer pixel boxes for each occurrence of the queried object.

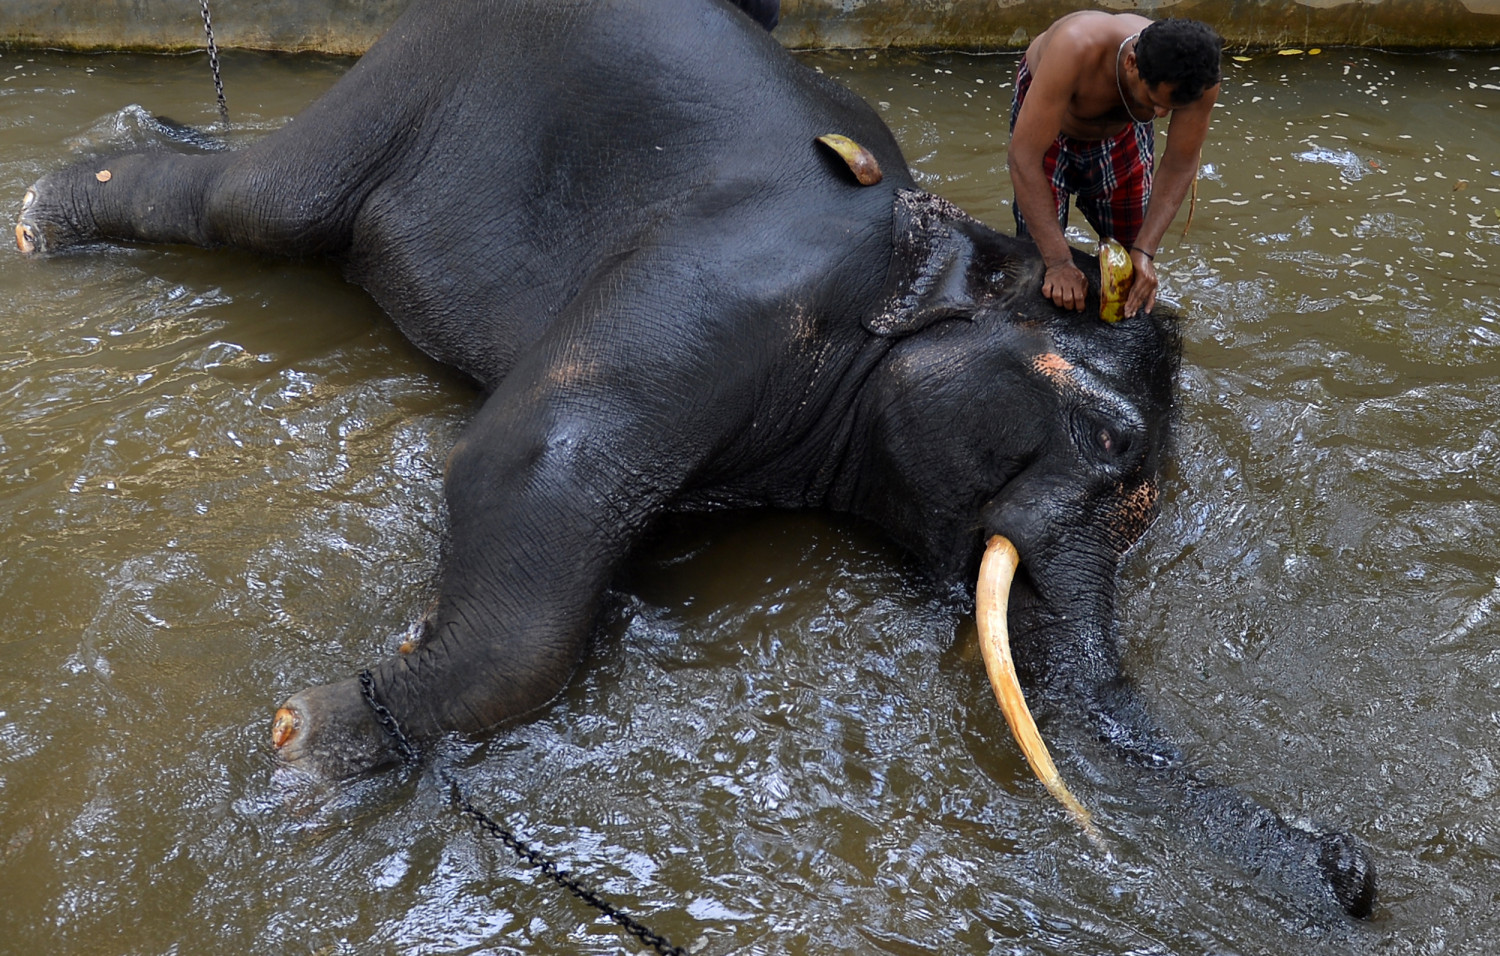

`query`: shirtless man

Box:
[1008,14,1222,315]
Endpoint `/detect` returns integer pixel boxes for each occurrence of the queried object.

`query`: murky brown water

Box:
[1,41,1498,956]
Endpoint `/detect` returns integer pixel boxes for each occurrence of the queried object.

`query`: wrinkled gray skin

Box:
[15,0,1375,920]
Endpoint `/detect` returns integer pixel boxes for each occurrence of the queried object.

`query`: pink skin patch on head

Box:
[1032,352,1077,388]
[1108,479,1161,552]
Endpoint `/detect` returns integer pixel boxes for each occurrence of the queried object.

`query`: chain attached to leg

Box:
[198,0,229,122]
[357,670,687,956]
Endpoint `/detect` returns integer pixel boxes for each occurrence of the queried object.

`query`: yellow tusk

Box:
[815,133,883,186]
[976,535,1100,841]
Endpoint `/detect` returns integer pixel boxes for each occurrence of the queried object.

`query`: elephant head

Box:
[833,189,1375,918]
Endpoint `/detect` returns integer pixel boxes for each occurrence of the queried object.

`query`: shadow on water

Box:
[0,43,1497,955]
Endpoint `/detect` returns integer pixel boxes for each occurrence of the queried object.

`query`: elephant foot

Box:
[271,677,403,781]
[16,187,44,255]
[15,165,105,255]
[15,176,88,255]
[1318,830,1377,919]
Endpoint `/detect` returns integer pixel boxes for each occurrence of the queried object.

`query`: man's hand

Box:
[1124,248,1158,315]
[1043,257,1088,311]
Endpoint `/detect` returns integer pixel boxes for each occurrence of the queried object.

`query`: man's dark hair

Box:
[1135,19,1222,105]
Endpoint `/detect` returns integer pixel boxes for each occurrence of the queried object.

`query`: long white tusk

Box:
[976,535,1099,840]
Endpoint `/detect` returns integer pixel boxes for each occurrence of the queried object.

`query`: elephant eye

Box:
[1072,407,1139,465]
[1096,427,1128,457]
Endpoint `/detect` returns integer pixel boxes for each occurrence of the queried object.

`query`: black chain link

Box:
[358,670,687,956]
[197,0,229,121]
[359,669,419,764]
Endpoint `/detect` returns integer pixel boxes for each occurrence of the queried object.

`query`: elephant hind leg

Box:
[16,143,362,259]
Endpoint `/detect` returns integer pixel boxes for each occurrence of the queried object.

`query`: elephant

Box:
[14,0,1376,920]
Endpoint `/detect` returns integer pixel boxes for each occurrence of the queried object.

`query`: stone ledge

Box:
[2,0,1499,54]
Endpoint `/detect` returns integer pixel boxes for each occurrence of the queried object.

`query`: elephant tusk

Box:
[815,133,883,186]
[976,535,1099,841]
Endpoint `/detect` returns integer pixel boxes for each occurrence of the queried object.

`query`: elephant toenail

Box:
[271,707,301,749]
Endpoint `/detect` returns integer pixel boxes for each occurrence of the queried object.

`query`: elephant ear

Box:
[866,188,1016,337]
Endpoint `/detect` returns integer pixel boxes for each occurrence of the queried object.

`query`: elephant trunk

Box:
[975,534,1378,919]
[975,535,1098,841]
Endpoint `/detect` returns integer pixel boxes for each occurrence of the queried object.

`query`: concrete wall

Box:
[2,0,1499,54]
[0,0,407,55]
[784,0,1500,50]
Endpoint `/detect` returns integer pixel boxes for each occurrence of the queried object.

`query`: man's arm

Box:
[1007,51,1090,311]
[1124,83,1220,314]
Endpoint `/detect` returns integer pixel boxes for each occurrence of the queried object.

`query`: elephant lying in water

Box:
[14,0,1375,920]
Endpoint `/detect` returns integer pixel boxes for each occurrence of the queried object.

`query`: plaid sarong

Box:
[1009,55,1155,247]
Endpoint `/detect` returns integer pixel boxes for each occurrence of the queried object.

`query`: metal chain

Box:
[359,670,419,763]
[197,0,229,121]
[357,671,687,956]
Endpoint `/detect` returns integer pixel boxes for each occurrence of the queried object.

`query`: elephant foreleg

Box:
[271,324,715,779]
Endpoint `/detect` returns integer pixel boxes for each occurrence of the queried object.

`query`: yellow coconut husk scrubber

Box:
[1097,238,1133,323]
